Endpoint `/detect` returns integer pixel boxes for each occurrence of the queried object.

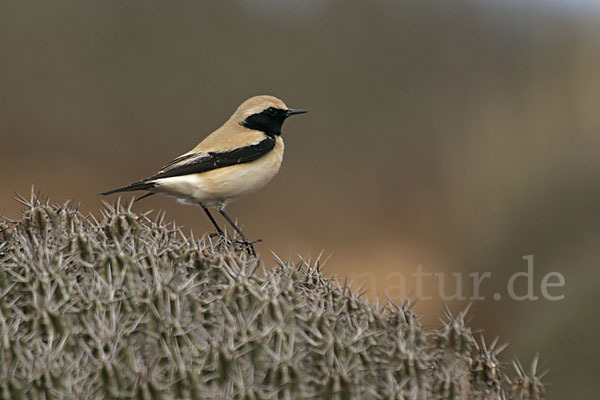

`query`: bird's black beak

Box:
[286,108,308,117]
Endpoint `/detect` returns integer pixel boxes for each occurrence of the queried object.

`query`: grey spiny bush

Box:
[0,192,547,399]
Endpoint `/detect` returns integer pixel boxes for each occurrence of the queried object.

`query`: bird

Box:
[101,95,307,256]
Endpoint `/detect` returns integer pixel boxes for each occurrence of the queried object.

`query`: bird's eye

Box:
[266,107,277,116]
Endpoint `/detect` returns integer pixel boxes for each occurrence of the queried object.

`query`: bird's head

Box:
[233,95,307,136]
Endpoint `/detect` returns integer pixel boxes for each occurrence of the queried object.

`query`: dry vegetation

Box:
[0,194,546,399]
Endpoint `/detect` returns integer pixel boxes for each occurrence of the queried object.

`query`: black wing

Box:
[148,136,276,181]
[101,137,276,197]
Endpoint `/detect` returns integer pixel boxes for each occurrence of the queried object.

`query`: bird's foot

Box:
[207,232,261,257]
[235,238,263,246]
[208,231,225,239]
[235,238,262,257]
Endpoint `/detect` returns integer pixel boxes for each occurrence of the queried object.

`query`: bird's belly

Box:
[154,140,284,206]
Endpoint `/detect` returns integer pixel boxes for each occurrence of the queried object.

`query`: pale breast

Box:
[154,136,284,206]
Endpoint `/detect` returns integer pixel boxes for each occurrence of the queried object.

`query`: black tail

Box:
[100,181,156,196]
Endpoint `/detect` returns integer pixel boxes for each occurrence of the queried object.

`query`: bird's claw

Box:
[208,232,260,257]
[235,238,263,246]
[235,238,262,257]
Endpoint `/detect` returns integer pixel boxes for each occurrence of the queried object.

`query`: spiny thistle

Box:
[509,354,547,400]
[0,192,547,399]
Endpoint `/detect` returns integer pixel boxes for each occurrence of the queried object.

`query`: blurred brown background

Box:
[1,0,599,397]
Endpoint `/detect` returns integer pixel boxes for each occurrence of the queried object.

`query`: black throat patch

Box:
[240,108,288,137]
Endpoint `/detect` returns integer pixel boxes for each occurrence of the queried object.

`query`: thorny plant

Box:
[0,191,547,399]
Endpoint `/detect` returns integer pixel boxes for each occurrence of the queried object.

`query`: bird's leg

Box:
[200,204,225,239]
[218,209,261,257]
